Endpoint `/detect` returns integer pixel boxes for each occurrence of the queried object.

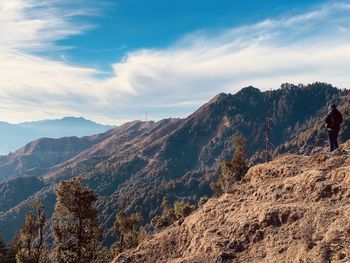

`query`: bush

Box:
[151,199,195,230]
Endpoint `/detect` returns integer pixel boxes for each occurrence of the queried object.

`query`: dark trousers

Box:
[328,129,339,152]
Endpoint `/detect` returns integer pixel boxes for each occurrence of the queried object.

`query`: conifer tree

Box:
[6,234,20,263]
[151,199,175,229]
[16,200,46,263]
[0,233,7,263]
[264,114,277,162]
[112,212,142,253]
[211,135,248,195]
[160,199,176,225]
[225,136,248,182]
[94,248,114,263]
[173,200,195,219]
[52,177,102,263]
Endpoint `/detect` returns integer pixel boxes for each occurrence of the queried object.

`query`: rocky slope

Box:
[1,83,350,243]
[114,140,350,263]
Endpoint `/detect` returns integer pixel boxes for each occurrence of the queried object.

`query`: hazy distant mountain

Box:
[1,83,350,243]
[0,131,116,180]
[0,117,115,155]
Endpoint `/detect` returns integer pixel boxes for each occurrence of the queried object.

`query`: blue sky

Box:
[0,0,350,125]
[58,0,322,72]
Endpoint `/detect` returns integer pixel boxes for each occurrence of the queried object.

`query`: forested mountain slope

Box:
[0,131,114,180]
[0,83,349,243]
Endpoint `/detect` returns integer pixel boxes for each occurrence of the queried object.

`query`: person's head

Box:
[328,103,337,112]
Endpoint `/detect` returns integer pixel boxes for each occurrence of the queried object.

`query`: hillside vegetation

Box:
[0,83,349,246]
[114,141,350,263]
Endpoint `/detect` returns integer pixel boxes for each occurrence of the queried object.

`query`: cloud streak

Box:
[0,0,95,51]
[0,0,350,124]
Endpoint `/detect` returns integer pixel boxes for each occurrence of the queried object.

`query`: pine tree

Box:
[0,233,7,263]
[211,136,248,195]
[6,234,20,263]
[112,212,142,254]
[16,200,46,263]
[52,177,102,263]
[226,136,248,182]
[151,199,176,229]
[94,248,114,263]
[173,200,195,219]
[160,199,176,225]
[264,114,277,162]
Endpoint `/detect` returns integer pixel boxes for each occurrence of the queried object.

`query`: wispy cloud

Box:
[0,1,350,124]
[98,1,350,121]
[0,0,107,122]
[0,0,96,51]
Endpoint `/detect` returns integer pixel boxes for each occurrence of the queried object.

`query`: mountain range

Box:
[0,117,115,155]
[0,82,349,244]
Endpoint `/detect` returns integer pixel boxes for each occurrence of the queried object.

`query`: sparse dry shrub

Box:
[151,199,195,230]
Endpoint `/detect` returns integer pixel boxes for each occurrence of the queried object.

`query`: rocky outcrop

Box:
[114,141,350,263]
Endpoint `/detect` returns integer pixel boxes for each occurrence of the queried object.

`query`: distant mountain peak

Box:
[61,116,86,121]
[0,117,116,155]
[19,116,112,127]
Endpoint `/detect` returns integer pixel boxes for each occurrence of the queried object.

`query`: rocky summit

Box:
[114,141,350,263]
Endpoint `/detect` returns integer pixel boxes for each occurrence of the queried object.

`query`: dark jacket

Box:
[325,108,343,131]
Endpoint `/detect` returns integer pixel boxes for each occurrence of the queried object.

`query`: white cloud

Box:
[0,0,95,51]
[0,0,350,125]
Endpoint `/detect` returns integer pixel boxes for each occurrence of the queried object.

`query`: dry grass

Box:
[114,142,350,263]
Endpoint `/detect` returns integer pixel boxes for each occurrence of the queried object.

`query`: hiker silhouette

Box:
[325,104,343,152]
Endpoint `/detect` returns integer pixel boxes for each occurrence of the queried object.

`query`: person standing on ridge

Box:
[325,103,343,152]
